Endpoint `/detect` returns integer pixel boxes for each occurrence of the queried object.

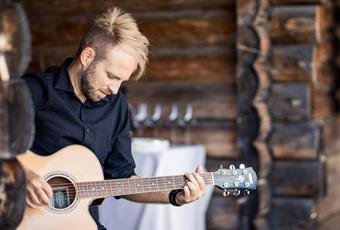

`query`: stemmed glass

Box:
[183,103,193,145]
[134,103,148,137]
[168,104,179,145]
[151,103,162,138]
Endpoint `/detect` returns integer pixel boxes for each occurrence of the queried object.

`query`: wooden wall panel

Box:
[268,198,317,229]
[270,6,321,45]
[268,83,311,121]
[270,161,323,196]
[271,0,320,5]
[270,122,320,159]
[127,82,237,120]
[20,0,235,15]
[237,0,326,228]
[146,56,235,83]
[206,195,239,230]
[270,45,315,82]
[138,125,237,158]
[27,9,235,49]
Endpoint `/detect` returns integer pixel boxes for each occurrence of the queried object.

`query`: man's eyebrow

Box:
[107,71,120,79]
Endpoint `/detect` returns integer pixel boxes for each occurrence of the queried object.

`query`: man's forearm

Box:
[120,191,170,204]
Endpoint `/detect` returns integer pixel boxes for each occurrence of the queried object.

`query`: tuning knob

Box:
[244,190,250,196]
[223,189,230,197]
[233,189,241,196]
[239,164,245,169]
[220,164,224,169]
[229,164,235,170]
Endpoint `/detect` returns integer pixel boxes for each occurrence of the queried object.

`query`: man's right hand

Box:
[25,168,53,208]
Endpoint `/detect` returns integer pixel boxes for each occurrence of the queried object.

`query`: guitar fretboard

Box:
[76,173,214,198]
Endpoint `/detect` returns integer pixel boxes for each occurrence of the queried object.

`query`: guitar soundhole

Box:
[47,176,76,210]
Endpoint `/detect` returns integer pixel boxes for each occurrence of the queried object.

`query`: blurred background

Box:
[0,0,340,229]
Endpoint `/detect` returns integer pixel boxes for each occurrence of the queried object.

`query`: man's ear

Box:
[80,47,95,69]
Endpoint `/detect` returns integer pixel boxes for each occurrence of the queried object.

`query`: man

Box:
[23,7,206,229]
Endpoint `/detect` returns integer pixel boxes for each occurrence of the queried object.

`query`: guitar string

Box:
[39,172,249,188]
[47,178,248,197]
[45,175,213,187]
[45,176,237,188]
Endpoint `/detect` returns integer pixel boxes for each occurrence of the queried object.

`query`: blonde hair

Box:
[76,7,149,80]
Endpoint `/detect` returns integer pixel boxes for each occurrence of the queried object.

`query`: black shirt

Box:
[22,58,136,179]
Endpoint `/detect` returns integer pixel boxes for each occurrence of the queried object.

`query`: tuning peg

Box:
[239,164,245,169]
[229,164,235,170]
[220,164,224,169]
[233,189,241,196]
[244,190,250,196]
[223,189,230,197]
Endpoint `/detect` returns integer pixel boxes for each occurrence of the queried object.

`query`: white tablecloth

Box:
[98,145,214,230]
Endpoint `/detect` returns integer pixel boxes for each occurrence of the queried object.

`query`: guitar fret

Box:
[76,172,214,199]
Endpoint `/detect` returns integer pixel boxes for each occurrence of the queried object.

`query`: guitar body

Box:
[15,145,257,230]
[17,145,103,230]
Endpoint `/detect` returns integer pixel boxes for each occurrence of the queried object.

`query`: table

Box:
[98,145,214,230]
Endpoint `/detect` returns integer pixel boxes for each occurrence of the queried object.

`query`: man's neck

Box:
[67,60,87,103]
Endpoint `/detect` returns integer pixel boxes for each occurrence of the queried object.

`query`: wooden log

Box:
[146,55,236,82]
[28,46,236,83]
[268,198,317,229]
[27,9,235,49]
[206,194,239,230]
[321,118,340,156]
[268,83,311,121]
[270,45,315,82]
[139,11,235,49]
[269,121,320,160]
[236,27,258,68]
[269,6,321,45]
[0,159,26,229]
[269,160,324,196]
[126,82,238,120]
[21,0,235,16]
[318,150,340,222]
[236,0,257,26]
[271,0,320,5]
[313,93,335,121]
[314,43,337,94]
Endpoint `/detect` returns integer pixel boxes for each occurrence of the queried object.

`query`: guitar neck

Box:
[76,173,214,199]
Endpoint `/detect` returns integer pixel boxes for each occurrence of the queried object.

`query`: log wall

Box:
[236,0,334,229]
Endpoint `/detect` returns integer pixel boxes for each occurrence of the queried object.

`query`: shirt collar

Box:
[54,58,110,103]
[54,58,74,93]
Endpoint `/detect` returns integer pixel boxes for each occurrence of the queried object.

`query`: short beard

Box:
[80,61,97,102]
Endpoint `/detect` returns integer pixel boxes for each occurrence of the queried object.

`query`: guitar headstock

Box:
[213,164,257,196]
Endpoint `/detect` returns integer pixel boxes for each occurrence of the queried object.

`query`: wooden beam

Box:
[270,121,320,160]
[27,9,236,49]
[269,6,322,45]
[268,198,317,229]
[126,82,238,120]
[271,0,320,5]
[268,83,311,121]
[20,0,235,16]
[269,161,324,196]
[270,45,315,82]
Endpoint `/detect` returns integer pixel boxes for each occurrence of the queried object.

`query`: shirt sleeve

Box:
[103,94,136,180]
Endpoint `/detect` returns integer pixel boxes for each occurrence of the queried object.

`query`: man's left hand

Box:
[175,165,206,205]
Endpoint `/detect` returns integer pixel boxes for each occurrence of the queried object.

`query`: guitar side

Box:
[17,145,104,230]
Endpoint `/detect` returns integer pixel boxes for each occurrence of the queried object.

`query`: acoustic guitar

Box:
[17,145,257,229]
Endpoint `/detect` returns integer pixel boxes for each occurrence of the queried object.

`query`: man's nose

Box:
[109,82,121,94]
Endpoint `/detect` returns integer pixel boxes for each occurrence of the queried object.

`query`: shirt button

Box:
[86,128,90,133]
